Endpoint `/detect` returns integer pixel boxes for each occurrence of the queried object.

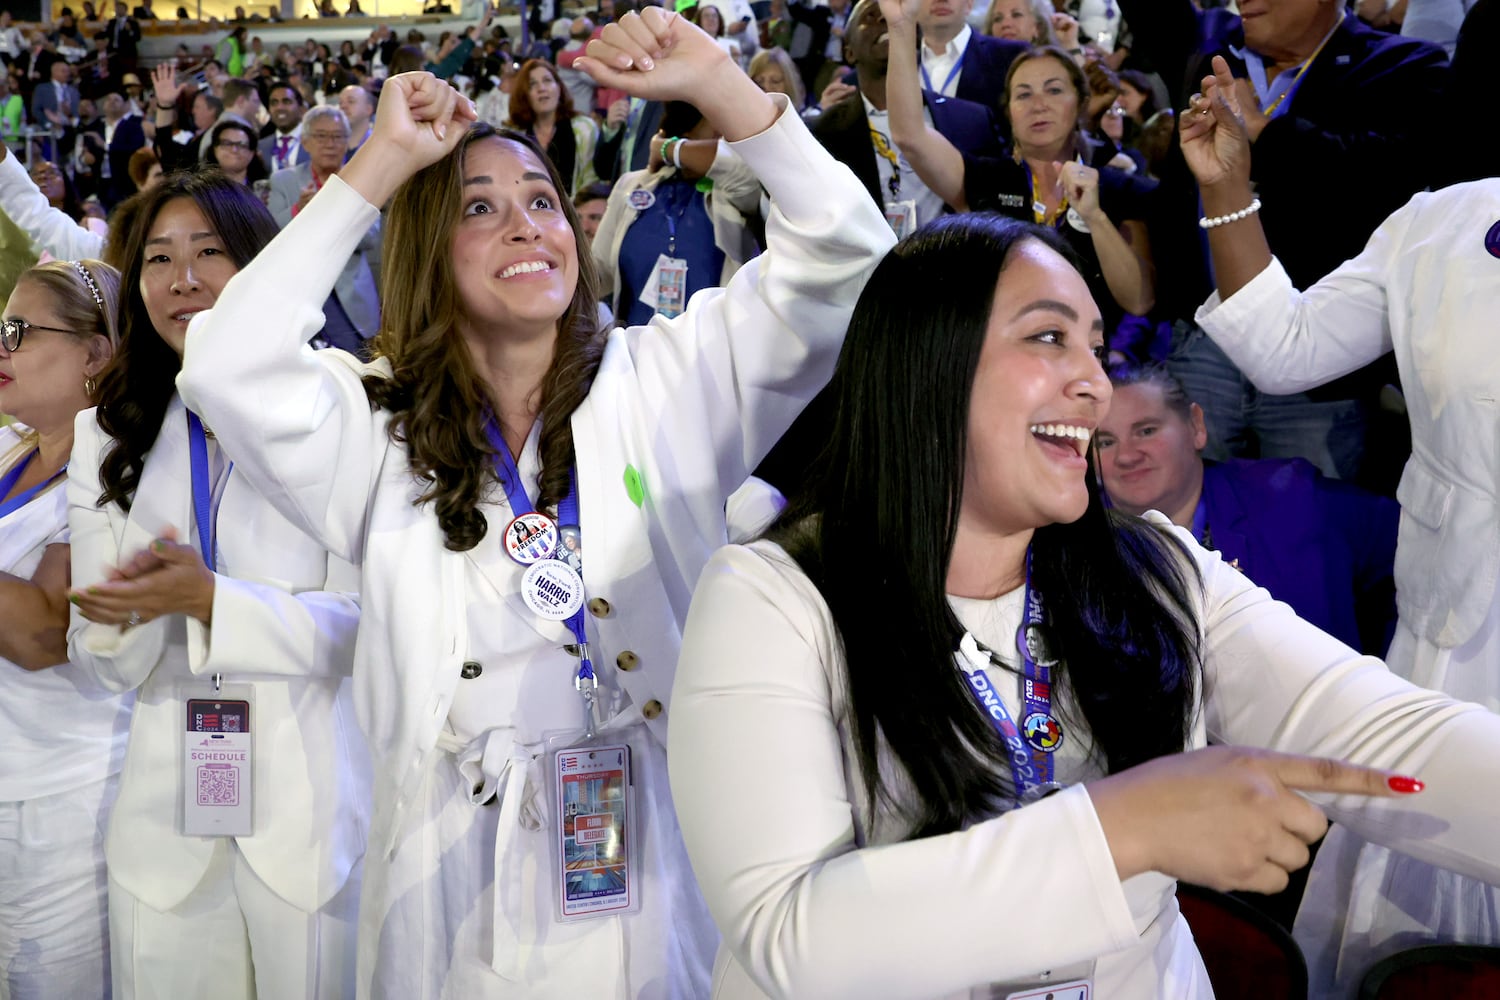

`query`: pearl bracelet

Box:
[1199,197,1262,230]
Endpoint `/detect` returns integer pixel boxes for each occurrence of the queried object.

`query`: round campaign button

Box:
[1023,711,1065,754]
[1486,220,1500,260]
[503,512,558,565]
[628,188,656,211]
[1066,206,1092,234]
[521,560,585,621]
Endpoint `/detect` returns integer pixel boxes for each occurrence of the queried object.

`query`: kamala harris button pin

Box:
[504,511,558,565]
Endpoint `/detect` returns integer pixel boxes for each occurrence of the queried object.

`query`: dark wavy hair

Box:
[94,169,280,511]
[364,123,603,551]
[769,213,1201,837]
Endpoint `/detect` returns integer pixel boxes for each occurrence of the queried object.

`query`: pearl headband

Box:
[70,260,104,315]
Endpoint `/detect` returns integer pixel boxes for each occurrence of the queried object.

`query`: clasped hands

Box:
[70,526,216,628]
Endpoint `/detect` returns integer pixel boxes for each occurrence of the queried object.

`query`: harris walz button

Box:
[460,660,483,680]
[616,650,639,672]
[587,597,613,618]
[641,699,663,720]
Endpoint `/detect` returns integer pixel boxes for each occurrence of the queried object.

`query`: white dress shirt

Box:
[920,23,972,97]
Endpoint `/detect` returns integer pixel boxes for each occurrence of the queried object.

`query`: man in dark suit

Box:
[813,0,1003,223]
[106,1,141,72]
[1119,0,1450,488]
[1097,366,1399,657]
[915,0,1025,110]
[259,81,311,173]
[81,32,121,100]
[759,0,1004,498]
[102,91,145,206]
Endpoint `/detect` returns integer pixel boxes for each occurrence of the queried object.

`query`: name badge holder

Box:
[485,421,644,923]
[542,735,642,923]
[1003,976,1093,999]
[648,253,690,319]
[179,677,255,837]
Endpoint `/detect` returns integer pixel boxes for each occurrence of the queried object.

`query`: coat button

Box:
[587,597,613,618]
[460,660,482,679]
[641,699,663,720]
[616,650,639,672]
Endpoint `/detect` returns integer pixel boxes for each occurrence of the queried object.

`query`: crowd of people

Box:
[1,0,1498,997]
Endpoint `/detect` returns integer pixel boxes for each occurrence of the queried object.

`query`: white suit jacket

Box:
[267,160,383,340]
[1196,181,1500,650]
[67,397,370,913]
[671,517,1500,998]
[177,96,892,981]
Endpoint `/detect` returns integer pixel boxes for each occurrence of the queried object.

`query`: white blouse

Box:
[670,516,1500,998]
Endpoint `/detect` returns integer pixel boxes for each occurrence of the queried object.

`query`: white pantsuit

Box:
[66,400,369,999]
[1196,180,1500,997]
[0,426,130,1000]
[176,96,894,997]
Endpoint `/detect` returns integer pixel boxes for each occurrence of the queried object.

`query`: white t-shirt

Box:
[0,427,130,802]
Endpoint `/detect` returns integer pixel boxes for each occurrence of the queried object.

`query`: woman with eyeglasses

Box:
[204,119,269,189]
[0,258,131,1000]
[64,172,368,999]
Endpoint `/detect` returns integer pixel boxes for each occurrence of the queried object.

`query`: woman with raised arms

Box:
[176,10,893,998]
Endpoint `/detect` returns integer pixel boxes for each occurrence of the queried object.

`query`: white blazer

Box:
[176,96,893,982]
[670,517,1500,998]
[67,397,370,914]
[1196,181,1500,651]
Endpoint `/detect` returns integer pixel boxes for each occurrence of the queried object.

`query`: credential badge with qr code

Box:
[183,697,253,837]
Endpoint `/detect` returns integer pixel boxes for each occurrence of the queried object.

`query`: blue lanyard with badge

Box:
[920,41,967,96]
[180,410,257,839]
[484,418,641,922]
[954,548,1094,999]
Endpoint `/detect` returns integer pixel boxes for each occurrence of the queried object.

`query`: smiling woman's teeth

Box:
[1029,424,1092,441]
[501,261,550,279]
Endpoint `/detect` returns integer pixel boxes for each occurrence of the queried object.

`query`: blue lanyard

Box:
[661,180,693,258]
[1190,495,1209,547]
[482,418,594,689]
[957,549,1064,800]
[920,41,967,95]
[0,449,66,520]
[186,412,231,568]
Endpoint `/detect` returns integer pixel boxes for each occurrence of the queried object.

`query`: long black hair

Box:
[769,213,1200,837]
[94,169,280,511]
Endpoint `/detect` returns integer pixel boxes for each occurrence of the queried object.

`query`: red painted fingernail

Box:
[1387,775,1424,794]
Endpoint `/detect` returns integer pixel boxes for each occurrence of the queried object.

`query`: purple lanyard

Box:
[958,548,1064,800]
[482,418,593,689]
[0,449,66,520]
[187,412,231,568]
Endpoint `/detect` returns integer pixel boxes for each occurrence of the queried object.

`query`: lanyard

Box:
[1238,12,1343,120]
[920,41,967,95]
[869,126,902,201]
[1190,495,1210,549]
[482,419,599,720]
[0,449,66,520]
[186,411,231,568]
[954,549,1065,801]
[1021,156,1081,227]
[661,180,693,258]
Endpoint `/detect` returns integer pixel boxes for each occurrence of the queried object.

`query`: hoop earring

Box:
[84,375,97,398]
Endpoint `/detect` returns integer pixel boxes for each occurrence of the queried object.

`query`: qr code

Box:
[196,764,239,806]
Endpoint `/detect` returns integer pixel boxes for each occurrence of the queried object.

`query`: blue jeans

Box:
[1167,323,1367,480]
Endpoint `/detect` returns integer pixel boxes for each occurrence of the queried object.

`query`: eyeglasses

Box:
[215,139,253,151]
[306,130,349,143]
[1,318,75,352]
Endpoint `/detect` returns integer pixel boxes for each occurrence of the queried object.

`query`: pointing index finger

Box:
[1272,752,1423,798]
